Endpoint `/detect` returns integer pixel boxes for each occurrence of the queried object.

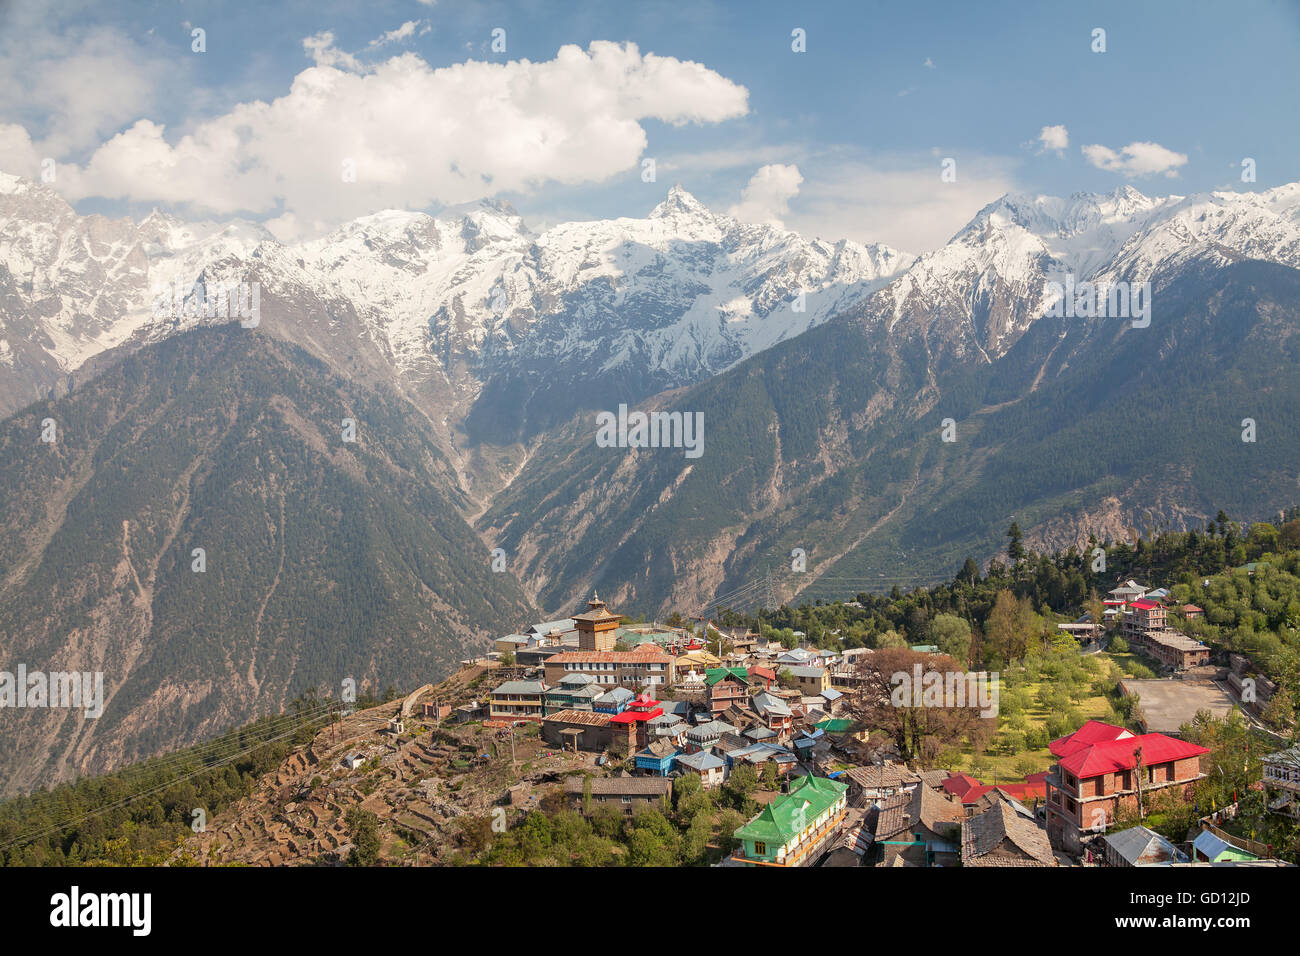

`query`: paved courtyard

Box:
[1118,678,1237,734]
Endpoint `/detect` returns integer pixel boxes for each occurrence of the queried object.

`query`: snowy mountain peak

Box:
[3,167,1299,442]
[649,184,713,220]
[971,186,1163,242]
[864,178,1300,363]
[0,171,29,196]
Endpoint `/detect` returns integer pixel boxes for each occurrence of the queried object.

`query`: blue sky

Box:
[2,0,1297,251]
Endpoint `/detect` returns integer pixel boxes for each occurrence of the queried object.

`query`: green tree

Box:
[984,590,1029,666]
[1007,522,1026,565]
[930,613,972,664]
[345,807,381,866]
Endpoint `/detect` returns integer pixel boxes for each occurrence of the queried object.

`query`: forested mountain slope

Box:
[480,258,1300,617]
[0,326,536,796]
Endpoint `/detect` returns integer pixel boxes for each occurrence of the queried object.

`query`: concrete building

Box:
[1043,720,1209,854]
[1263,744,1300,820]
[788,665,830,696]
[488,680,548,722]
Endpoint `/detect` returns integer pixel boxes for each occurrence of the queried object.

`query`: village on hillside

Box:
[180,583,1299,868]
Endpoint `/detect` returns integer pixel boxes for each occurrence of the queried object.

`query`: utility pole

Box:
[763,568,778,614]
[1134,745,1145,821]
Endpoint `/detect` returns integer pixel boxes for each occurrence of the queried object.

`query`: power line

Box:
[82,700,339,791]
[0,701,337,856]
[0,706,332,855]
[699,566,954,619]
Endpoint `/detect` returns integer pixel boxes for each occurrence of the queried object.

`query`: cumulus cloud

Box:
[726,163,803,226]
[0,20,164,164]
[1081,140,1188,177]
[1038,124,1068,153]
[0,123,40,176]
[42,40,748,233]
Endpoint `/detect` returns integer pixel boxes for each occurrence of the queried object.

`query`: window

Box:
[621,796,632,804]
[753,841,767,856]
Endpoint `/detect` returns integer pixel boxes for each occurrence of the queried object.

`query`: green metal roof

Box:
[815,718,853,733]
[734,774,848,846]
[705,666,749,686]
[617,626,679,646]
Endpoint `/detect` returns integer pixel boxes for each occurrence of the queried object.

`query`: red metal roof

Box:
[1056,733,1210,778]
[1049,719,1133,758]
[609,706,664,724]
[979,781,1047,802]
[1130,600,1161,611]
[942,772,983,798]
[944,773,1047,804]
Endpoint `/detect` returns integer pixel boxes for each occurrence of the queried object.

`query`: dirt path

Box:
[248,490,287,696]
[470,443,532,525]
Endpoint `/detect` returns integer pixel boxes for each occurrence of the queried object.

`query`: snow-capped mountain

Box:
[0,175,910,429]
[0,171,274,403]
[4,169,1300,485]
[862,182,1300,365]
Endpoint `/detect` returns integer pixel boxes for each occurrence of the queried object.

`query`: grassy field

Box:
[949,652,1133,781]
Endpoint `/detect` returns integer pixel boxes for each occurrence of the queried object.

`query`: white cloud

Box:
[726,163,803,226]
[1038,124,1068,153]
[0,123,40,177]
[0,21,164,161]
[302,32,364,71]
[45,40,748,231]
[367,20,428,50]
[658,144,803,175]
[784,153,1019,253]
[1081,140,1188,177]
